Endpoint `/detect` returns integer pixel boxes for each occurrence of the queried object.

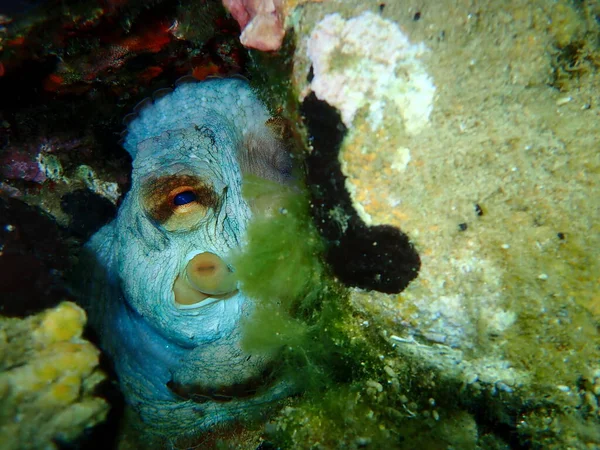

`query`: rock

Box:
[284,1,600,448]
[0,197,71,317]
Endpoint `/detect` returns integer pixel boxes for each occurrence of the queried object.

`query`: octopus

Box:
[79,77,294,438]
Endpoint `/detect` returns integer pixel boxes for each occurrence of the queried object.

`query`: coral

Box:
[222,0,321,51]
[223,0,286,51]
[0,147,46,183]
[305,11,435,134]
[0,302,109,449]
[42,18,174,92]
[0,137,82,184]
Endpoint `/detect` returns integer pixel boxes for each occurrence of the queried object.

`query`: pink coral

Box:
[222,0,285,51]
[1,147,46,183]
[0,137,83,183]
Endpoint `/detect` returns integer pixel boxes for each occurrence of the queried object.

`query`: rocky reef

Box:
[275,1,600,448]
[1,0,599,449]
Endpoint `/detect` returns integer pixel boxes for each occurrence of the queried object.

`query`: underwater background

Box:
[0,0,599,449]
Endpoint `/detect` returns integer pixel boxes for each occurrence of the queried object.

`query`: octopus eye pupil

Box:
[173,191,197,206]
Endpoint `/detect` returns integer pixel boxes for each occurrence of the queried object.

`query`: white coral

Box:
[307,11,435,134]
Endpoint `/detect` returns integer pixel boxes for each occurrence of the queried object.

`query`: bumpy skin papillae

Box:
[82,78,292,436]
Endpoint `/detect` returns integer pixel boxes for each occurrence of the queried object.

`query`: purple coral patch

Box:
[0,147,46,183]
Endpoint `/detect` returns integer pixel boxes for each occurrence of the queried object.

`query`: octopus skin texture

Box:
[79,77,294,437]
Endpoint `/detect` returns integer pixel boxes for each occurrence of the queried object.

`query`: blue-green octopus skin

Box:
[81,78,293,437]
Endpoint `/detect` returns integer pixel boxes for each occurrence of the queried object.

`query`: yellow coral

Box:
[46,341,99,375]
[32,360,60,383]
[0,302,108,449]
[34,301,86,344]
[47,374,82,404]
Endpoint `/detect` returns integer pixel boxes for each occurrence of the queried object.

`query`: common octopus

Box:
[80,77,294,438]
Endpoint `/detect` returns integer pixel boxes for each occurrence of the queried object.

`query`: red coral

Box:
[138,66,163,83]
[7,36,25,46]
[121,21,172,53]
[42,74,64,92]
[41,18,173,90]
[191,62,220,80]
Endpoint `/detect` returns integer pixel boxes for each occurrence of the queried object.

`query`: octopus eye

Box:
[142,176,218,231]
[173,190,197,206]
[168,186,199,212]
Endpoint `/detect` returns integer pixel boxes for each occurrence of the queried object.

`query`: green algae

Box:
[232,177,493,449]
[228,10,592,446]
[480,210,600,393]
[234,177,323,315]
[232,175,379,392]
[231,27,478,450]
[173,1,225,47]
[239,1,600,447]
[548,0,600,90]
[246,41,295,113]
